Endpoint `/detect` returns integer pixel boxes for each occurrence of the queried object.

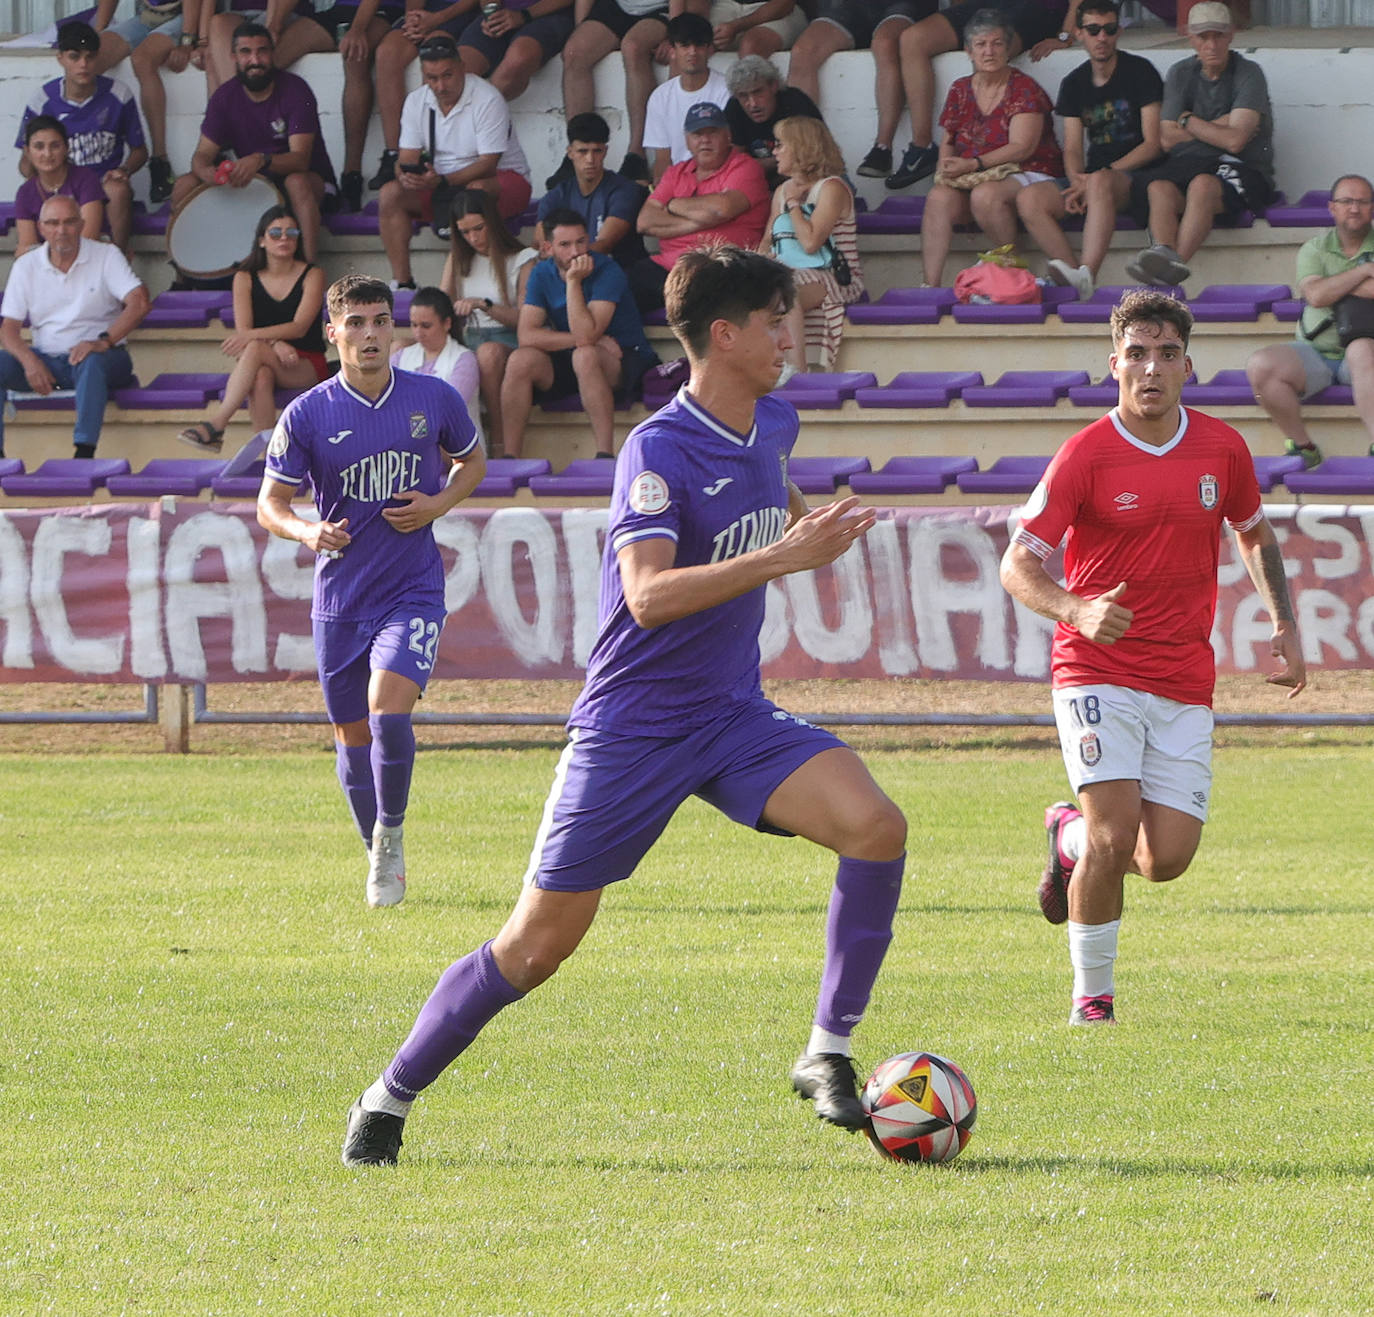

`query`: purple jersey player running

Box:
[257,274,485,908]
[342,245,908,1167]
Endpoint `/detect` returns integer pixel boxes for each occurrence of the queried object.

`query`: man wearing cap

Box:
[17,21,147,253]
[1124,1,1274,287]
[631,101,771,313]
[378,33,532,289]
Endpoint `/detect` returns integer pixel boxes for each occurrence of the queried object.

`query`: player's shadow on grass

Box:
[952,1152,1374,1180]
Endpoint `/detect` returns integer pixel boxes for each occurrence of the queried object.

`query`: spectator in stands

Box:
[918,10,1063,289]
[560,0,711,187]
[440,189,540,449]
[535,113,648,268]
[379,34,533,288]
[884,0,1080,189]
[789,0,936,186]
[1246,176,1374,470]
[633,101,771,313]
[724,54,821,189]
[1015,0,1162,301]
[645,13,730,182]
[391,286,485,449]
[13,117,105,258]
[0,196,148,460]
[760,116,863,375]
[171,22,337,263]
[177,204,329,452]
[17,22,146,253]
[1124,2,1274,287]
[89,2,206,205]
[251,1,405,214]
[709,0,804,58]
[456,0,575,105]
[502,208,658,458]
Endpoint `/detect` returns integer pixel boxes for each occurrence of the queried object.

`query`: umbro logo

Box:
[1113,491,1139,508]
[327,429,353,445]
[703,477,733,496]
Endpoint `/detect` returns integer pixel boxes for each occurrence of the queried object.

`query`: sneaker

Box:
[544,156,574,190]
[1284,438,1323,470]
[148,155,174,205]
[1039,800,1080,925]
[340,170,364,213]
[1131,243,1190,287]
[366,822,406,907]
[856,144,893,178]
[790,1053,867,1130]
[885,142,938,191]
[619,151,650,185]
[1047,259,1094,302]
[342,1098,404,1166]
[369,149,398,190]
[1069,995,1116,1026]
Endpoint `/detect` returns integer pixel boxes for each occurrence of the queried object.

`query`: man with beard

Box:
[171,22,336,262]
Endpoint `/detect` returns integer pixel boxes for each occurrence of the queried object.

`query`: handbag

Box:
[937,160,1020,190]
[769,182,854,287]
[1300,294,1374,348]
[953,245,1039,305]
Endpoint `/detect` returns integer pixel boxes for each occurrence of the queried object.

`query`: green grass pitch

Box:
[2,743,1370,1314]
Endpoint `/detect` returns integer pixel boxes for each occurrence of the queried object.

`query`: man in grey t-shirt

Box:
[1123,2,1274,287]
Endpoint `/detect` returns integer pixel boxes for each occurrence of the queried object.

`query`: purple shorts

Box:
[523,697,845,891]
[312,603,447,724]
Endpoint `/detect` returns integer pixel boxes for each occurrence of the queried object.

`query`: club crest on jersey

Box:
[629,470,670,515]
[1079,731,1101,767]
[267,424,289,459]
[410,412,428,439]
[1198,472,1219,509]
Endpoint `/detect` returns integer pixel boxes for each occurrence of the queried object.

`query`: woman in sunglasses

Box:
[178,204,329,451]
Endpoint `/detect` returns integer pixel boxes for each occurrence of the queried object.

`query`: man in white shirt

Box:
[378,33,532,289]
[0,195,148,459]
[644,12,730,181]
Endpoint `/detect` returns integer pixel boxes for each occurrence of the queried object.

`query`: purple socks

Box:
[335,742,376,845]
[368,712,415,829]
[383,940,525,1100]
[814,854,904,1037]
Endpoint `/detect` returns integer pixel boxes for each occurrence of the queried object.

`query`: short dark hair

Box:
[24,114,67,146]
[1110,290,1193,350]
[232,20,273,48]
[566,112,610,146]
[544,208,589,235]
[327,274,394,321]
[1075,0,1121,23]
[665,11,713,45]
[666,246,794,359]
[242,204,303,273]
[417,32,460,61]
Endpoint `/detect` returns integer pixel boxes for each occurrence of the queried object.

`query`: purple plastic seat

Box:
[1307,384,1354,405]
[1183,369,1253,405]
[1,458,131,497]
[0,458,23,480]
[955,455,1051,494]
[641,357,689,407]
[131,203,171,236]
[210,431,270,498]
[1264,190,1332,227]
[1252,455,1305,492]
[1067,377,1119,407]
[853,370,983,408]
[849,455,978,495]
[847,286,956,326]
[325,201,381,236]
[471,458,551,497]
[141,300,213,329]
[106,459,226,496]
[775,371,877,409]
[0,201,15,236]
[963,370,1090,407]
[786,456,871,493]
[1187,284,1290,322]
[1057,285,1185,323]
[953,285,1076,325]
[854,196,925,235]
[1282,456,1374,495]
[1272,298,1302,322]
[115,371,230,409]
[641,307,668,326]
[528,458,617,497]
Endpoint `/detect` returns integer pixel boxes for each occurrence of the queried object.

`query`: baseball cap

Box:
[683,102,729,133]
[417,32,460,59]
[1186,2,1233,33]
[57,21,100,53]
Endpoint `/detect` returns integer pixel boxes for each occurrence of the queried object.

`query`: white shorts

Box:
[1052,684,1213,822]
[709,0,808,47]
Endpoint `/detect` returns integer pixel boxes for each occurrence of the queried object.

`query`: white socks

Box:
[1068,919,1119,1000]
[361,1076,413,1118]
[807,1026,851,1057]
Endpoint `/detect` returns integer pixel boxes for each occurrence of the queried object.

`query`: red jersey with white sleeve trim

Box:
[1011,407,1263,707]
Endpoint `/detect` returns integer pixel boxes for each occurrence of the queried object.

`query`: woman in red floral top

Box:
[920,9,1064,286]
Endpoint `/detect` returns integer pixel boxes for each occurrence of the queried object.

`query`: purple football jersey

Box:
[200,71,337,185]
[266,367,478,622]
[18,76,145,176]
[568,388,800,736]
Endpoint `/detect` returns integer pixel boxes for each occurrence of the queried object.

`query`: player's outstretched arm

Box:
[999,543,1133,644]
[257,476,351,554]
[382,447,488,533]
[621,495,875,629]
[1232,518,1307,698]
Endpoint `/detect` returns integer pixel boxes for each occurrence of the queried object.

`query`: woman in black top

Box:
[178,205,329,452]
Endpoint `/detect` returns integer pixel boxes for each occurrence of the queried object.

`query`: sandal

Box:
[177,421,223,453]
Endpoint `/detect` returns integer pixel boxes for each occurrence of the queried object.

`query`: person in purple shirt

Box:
[258,274,486,909]
[170,21,337,262]
[13,116,106,257]
[342,245,909,1168]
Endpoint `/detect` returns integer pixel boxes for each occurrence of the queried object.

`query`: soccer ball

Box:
[860,1051,977,1164]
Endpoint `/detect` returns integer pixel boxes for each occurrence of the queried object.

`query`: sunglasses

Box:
[266,226,301,239]
[1081,21,1120,34]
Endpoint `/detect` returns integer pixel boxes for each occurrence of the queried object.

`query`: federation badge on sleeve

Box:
[1079,731,1101,768]
[410,412,428,439]
[1198,473,1218,509]
[629,471,670,515]
[267,423,289,459]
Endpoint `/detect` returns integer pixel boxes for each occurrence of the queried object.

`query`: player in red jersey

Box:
[1000,290,1305,1025]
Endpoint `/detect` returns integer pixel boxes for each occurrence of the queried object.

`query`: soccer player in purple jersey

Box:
[257,275,485,908]
[342,245,908,1167]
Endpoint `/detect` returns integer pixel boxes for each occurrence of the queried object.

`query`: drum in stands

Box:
[167,177,284,281]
